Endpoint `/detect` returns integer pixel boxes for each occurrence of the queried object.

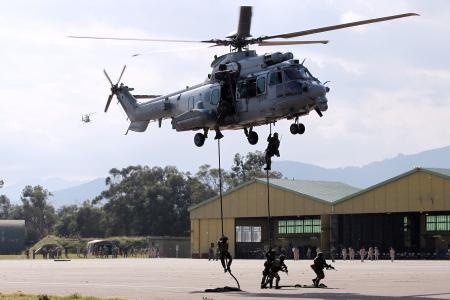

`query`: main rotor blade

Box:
[105,94,113,113]
[236,6,252,39]
[117,65,126,85]
[258,40,329,46]
[67,36,210,43]
[261,13,419,40]
[103,69,113,86]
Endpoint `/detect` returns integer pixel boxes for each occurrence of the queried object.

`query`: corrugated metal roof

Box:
[0,220,25,227]
[423,168,450,179]
[189,178,360,212]
[256,178,360,203]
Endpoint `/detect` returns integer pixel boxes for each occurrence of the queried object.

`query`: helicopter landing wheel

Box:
[247,131,259,145]
[194,133,206,147]
[298,123,305,134]
[290,123,299,135]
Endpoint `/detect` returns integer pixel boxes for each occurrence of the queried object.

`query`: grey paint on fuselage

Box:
[114,50,328,135]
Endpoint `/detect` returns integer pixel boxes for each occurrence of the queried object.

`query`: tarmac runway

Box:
[1,258,450,299]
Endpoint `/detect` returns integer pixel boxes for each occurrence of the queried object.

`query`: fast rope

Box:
[218,138,224,236]
[266,123,272,249]
[216,138,241,290]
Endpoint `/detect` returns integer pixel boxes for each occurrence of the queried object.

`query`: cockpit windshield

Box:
[283,67,319,83]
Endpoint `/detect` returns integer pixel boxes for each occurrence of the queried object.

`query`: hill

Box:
[273,145,450,188]
[50,178,107,207]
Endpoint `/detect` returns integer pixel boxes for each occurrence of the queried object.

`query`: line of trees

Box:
[0,151,282,244]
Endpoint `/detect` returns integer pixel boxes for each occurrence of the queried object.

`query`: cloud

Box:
[0,0,448,191]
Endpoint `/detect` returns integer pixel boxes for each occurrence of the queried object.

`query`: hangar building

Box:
[0,220,26,254]
[189,168,450,259]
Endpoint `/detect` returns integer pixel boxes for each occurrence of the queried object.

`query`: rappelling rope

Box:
[266,123,272,249]
[217,138,241,290]
[218,138,224,236]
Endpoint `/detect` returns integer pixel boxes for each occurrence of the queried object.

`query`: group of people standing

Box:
[340,246,396,262]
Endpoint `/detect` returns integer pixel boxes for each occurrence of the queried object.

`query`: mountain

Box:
[50,178,107,207]
[1,177,90,204]
[272,145,450,188]
[3,145,449,207]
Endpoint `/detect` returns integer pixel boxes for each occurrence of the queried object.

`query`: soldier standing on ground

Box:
[208,243,215,261]
[218,236,232,273]
[261,249,276,289]
[360,247,366,262]
[267,254,288,289]
[342,247,347,261]
[390,247,396,262]
[368,246,374,261]
[374,246,380,261]
[350,247,356,260]
[264,132,280,171]
[330,245,336,263]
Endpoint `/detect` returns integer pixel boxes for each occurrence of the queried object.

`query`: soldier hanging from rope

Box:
[264,132,280,170]
[217,235,233,273]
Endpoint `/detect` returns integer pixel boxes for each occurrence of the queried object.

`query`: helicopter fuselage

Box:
[115,50,329,145]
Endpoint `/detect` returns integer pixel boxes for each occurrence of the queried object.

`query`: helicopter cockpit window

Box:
[298,68,310,79]
[257,77,266,95]
[210,89,220,105]
[269,71,282,86]
[284,68,303,81]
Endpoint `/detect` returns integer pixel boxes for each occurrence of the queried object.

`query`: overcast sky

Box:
[0,0,449,190]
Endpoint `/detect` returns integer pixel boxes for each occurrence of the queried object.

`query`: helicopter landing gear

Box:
[244,127,259,145]
[194,129,209,147]
[290,119,305,135]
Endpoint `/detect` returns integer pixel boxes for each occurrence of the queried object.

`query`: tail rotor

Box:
[104,65,126,112]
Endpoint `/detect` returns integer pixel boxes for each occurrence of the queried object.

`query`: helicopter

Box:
[69,7,418,147]
[81,113,96,123]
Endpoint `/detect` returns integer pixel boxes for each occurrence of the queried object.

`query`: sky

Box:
[0,0,449,192]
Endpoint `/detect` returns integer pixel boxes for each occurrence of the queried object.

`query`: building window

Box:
[236,226,262,242]
[278,218,321,234]
[426,215,450,232]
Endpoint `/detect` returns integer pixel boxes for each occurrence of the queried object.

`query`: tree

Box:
[54,205,79,237]
[76,201,105,237]
[227,151,283,189]
[0,195,12,219]
[21,185,56,243]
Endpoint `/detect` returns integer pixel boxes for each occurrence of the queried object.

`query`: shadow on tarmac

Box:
[192,290,449,299]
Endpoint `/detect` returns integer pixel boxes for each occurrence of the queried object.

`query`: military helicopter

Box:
[81,113,95,123]
[69,7,417,147]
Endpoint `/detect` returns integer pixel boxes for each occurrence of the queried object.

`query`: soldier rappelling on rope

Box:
[217,235,232,273]
[264,132,280,170]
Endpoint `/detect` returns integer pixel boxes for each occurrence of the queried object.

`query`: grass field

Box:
[0,293,123,300]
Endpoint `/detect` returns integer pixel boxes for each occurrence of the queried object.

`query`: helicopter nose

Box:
[316,95,328,112]
[307,83,327,98]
